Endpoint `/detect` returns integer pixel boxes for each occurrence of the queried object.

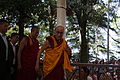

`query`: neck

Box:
[11,40,15,45]
[29,34,33,39]
[54,35,61,42]
[29,34,35,41]
[0,32,5,35]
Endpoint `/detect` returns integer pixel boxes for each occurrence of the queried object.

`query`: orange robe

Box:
[43,35,73,80]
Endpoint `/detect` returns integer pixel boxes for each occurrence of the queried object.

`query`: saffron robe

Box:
[43,35,73,80]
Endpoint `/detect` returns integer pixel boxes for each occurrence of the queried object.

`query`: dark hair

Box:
[11,33,19,38]
[82,67,90,76]
[0,19,9,24]
[118,59,120,62]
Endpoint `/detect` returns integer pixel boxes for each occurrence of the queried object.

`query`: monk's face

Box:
[55,26,64,40]
[31,28,39,39]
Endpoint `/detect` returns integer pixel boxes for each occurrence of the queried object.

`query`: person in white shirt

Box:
[10,33,19,80]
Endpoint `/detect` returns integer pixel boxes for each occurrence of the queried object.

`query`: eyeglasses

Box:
[56,31,64,34]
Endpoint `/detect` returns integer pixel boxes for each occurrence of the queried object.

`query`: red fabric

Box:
[44,36,64,80]
[17,70,37,80]
[17,36,39,80]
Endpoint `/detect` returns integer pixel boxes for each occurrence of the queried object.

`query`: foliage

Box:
[67,0,120,62]
[0,0,120,62]
[0,0,57,43]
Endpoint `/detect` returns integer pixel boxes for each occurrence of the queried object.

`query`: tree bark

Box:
[76,9,89,63]
[18,12,24,42]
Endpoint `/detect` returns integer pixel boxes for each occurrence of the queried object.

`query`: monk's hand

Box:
[17,63,22,71]
[65,47,71,55]
[35,62,40,73]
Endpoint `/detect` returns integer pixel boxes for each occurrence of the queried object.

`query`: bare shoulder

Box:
[20,36,28,46]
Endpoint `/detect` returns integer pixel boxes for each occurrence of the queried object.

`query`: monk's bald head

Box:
[55,26,64,32]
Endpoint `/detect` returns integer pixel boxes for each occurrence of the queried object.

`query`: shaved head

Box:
[55,26,64,31]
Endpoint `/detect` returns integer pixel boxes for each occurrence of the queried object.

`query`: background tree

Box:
[0,0,120,62]
[0,0,57,39]
[67,0,120,62]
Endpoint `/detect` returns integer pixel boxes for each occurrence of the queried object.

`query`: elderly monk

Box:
[35,26,73,80]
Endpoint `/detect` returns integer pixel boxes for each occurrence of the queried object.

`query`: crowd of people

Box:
[89,59,120,80]
[71,59,120,80]
[0,19,73,80]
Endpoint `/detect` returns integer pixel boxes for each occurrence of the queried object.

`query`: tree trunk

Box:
[76,10,89,63]
[49,6,55,36]
[18,12,24,42]
[49,20,54,36]
[80,22,89,63]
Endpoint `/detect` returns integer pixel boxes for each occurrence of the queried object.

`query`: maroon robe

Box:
[17,36,39,80]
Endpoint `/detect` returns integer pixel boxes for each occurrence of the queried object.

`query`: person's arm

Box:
[35,40,49,72]
[65,43,72,59]
[17,37,27,70]
[66,47,72,59]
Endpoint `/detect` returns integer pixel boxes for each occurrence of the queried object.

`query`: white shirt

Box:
[0,32,8,60]
[87,76,93,80]
[10,42,16,64]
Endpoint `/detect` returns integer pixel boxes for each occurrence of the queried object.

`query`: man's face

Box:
[55,26,64,40]
[12,35,19,43]
[0,22,9,34]
[32,28,39,39]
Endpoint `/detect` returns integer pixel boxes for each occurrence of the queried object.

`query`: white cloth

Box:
[87,76,93,80]
[10,42,16,64]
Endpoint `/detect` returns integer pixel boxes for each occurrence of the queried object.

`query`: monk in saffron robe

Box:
[17,26,39,80]
[35,26,73,80]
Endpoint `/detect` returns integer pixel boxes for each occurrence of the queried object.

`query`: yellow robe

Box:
[43,36,73,77]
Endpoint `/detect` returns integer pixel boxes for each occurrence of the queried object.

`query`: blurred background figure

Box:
[10,33,19,80]
[80,67,93,80]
